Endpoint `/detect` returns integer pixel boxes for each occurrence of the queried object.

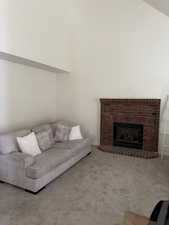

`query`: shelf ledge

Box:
[0,51,70,74]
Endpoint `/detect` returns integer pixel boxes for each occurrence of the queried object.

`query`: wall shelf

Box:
[0,51,69,74]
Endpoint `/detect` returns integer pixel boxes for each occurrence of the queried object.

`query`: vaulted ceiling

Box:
[144,0,169,17]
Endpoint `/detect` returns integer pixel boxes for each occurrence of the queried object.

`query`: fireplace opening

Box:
[113,123,143,149]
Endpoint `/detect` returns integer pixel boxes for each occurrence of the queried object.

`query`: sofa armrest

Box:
[2,152,35,168]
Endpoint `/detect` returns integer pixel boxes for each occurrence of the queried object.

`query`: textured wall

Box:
[0,0,71,71]
[0,59,71,133]
[68,0,169,155]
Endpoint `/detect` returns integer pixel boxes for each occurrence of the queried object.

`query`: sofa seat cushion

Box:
[26,149,71,179]
[26,138,91,179]
[53,138,91,151]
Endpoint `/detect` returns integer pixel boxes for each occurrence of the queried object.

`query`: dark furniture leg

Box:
[25,186,46,195]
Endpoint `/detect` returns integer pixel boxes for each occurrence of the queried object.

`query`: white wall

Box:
[68,0,169,153]
[0,59,71,133]
[0,0,71,71]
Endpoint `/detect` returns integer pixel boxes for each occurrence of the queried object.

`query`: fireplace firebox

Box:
[113,123,143,149]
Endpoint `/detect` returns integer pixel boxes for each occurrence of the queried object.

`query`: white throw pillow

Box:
[69,125,83,140]
[17,132,41,156]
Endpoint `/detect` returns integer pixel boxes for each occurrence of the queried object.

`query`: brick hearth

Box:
[99,99,161,156]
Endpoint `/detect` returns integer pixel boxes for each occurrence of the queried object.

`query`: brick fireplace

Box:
[99,99,161,158]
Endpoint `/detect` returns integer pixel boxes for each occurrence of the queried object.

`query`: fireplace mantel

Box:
[99,99,161,158]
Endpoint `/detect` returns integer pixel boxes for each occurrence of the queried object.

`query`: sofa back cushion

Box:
[51,121,73,142]
[32,123,54,151]
[0,129,31,154]
[50,121,75,134]
[55,124,70,142]
[32,124,51,133]
[36,129,54,151]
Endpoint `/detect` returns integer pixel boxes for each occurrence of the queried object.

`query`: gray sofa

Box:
[0,121,91,193]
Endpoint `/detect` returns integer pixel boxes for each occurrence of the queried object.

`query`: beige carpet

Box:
[0,148,169,225]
